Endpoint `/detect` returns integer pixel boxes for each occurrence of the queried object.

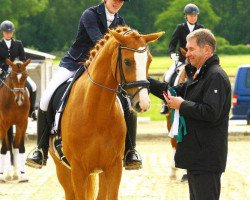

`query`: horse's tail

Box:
[86,174,98,199]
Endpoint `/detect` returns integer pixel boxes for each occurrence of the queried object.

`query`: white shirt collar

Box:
[4,39,11,49]
[105,7,115,27]
[187,21,195,32]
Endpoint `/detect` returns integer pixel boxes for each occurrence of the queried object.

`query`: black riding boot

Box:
[29,90,37,120]
[124,111,142,170]
[26,108,49,169]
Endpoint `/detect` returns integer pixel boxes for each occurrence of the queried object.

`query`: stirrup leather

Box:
[52,136,71,169]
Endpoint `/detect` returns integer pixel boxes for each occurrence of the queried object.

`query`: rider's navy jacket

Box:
[0,39,25,72]
[148,55,231,173]
[168,22,204,63]
[60,3,126,71]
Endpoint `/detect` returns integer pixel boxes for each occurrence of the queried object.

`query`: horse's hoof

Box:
[12,174,19,181]
[4,171,12,182]
[19,178,29,183]
[18,172,29,183]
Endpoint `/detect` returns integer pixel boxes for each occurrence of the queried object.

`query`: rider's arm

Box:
[168,24,181,56]
[81,9,103,44]
[17,41,26,62]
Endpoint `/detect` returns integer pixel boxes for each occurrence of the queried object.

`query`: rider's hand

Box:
[0,68,2,74]
[170,53,178,61]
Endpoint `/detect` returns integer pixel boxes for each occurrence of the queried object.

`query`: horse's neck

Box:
[0,78,12,96]
[81,44,118,109]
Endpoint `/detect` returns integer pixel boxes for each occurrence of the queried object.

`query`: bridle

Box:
[85,30,150,100]
[0,69,27,94]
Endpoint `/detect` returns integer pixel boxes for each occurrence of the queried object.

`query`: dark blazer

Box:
[168,22,204,63]
[149,55,231,173]
[0,39,26,71]
[60,3,126,71]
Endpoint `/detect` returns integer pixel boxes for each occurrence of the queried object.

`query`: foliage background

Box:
[0,0,249,54]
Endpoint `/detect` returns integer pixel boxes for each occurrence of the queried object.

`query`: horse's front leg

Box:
[103,157,123,200]
[0,128,12,182]
[71,159,90,200]
[13,122,28,182]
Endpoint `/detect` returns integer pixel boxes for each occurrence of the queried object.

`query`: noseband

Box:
[0,70,27,94]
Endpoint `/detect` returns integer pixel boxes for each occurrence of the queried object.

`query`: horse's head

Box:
[109,28,164,112]
[5,59,31,106]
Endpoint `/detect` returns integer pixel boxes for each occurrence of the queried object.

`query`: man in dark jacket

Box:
[149,29,231,200]
[26,0,143,171]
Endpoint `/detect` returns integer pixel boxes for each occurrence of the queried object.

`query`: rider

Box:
[0,20,37,181]
[0,20,37,120]
[160,3,204,114]
[26,0,143,170]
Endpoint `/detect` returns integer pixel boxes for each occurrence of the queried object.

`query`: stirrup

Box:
[123,149,142,170]
[25,147,44,169]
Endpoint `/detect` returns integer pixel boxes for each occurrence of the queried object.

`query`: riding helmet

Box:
[184,4,199,15]
[0,20,15,32]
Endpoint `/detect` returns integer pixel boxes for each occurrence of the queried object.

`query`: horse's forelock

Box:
[14,61,23,65]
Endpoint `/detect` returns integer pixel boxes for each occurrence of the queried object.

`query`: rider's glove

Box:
[170,53,177,61]
[0,68,2,74]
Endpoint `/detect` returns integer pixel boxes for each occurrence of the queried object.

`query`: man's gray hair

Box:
[187,28,216,52]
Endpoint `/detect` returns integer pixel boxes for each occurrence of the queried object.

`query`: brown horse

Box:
[49,27,164,200]
[163,48,188,180]
[0,59,31,182]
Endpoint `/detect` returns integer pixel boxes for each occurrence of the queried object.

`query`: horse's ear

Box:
[24,59,31,67]
[141,31,165,44]
[109,29,126,44]
[5,59,14,67]
[179,47,187,57]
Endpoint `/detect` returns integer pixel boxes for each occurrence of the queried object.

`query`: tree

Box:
[17,0,99,51]
[210,0,250,45]
[0,0,48,27]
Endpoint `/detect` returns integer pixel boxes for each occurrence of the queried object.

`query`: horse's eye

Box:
[124,59,132,67]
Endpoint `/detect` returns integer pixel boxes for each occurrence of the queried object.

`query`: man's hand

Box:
[166,96,184,110]
[0,68,2,74]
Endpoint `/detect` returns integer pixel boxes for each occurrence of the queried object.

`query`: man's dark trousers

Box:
[187,170,222,200]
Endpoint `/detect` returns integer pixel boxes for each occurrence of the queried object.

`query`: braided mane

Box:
[84,26,131,67]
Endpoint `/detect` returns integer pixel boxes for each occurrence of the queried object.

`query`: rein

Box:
[85,43,150,99]
[0,70,27,93]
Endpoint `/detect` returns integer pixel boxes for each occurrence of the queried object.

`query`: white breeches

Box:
[27,76,37,92]
[39,67,76,111]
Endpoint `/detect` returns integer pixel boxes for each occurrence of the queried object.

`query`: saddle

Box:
[47,66,85,168]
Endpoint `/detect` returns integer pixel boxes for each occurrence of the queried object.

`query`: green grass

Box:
[52,54,250,121]
[137,94,166,121]
[149,54,250,76]
[143,54,250,121]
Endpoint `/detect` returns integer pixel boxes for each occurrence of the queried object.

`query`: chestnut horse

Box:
[49,27,164,200]
[163,48,188,180]
[0,59,31,182]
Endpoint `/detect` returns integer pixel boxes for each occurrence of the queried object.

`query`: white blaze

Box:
[17,73,22,83]
[134,47,150,111]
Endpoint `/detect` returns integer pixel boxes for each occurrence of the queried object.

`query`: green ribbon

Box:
[168,87,187,142]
